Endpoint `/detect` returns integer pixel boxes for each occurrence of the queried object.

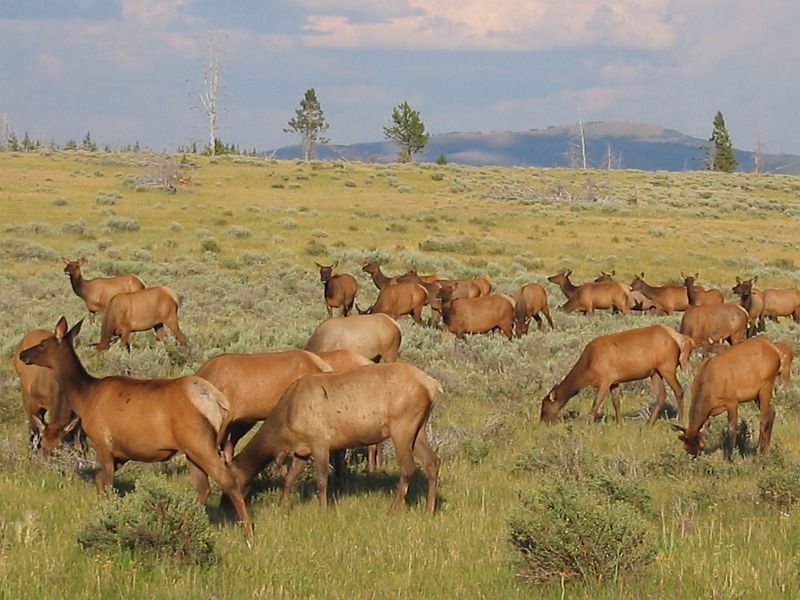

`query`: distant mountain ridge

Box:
[270,121,800,175]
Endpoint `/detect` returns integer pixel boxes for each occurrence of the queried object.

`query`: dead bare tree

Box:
[198,38,223,157]
[753,135,764,174]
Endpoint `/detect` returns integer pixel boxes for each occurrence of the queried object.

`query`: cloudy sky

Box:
[1,1,798,154]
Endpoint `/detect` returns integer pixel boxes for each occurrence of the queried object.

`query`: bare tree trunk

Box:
[753,135,764,174]
[200,39,221,157]
[578,116,587,170]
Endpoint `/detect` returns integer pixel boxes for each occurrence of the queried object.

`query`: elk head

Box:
[671,424,704,456]
[32,413,81,454]
[314,261,338,283]
[19,317,83,369]
[539,387,564,424]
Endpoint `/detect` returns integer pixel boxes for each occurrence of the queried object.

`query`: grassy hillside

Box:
[2,150,800,599]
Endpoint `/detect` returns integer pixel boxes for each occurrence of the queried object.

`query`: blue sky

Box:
[1,0,798,154]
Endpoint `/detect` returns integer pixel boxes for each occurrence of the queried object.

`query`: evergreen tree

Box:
[383,101,429,163]
[707,111,737,172]
[82,131,97,151]
[7,132,20,151]
[284,88,329,160]
[21,131,34,151]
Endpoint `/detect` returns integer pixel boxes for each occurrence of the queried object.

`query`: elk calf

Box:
[97,285,187,350]
[315,261,358,317]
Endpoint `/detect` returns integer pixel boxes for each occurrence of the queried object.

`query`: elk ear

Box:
[332,261,339,269]
[694,272,699,279]
[79,257,86,265]
[67,318,84,341]
[752,276,758,284]
[680,271,686,279]
[64,416,81,434]
[54,317,69,341]
[640,272,645,278]
[61,256,70,264]
[671,424,687,433]
[566,269,572,276]
[32,413,47,434]
[314,261,323,268]
[610,270,615,276]
[735,276,742,284]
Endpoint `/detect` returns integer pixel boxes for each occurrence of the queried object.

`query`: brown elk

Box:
[437,286,515,340]
[513,283,554,335]
[13,329,79,450]
[96,285,187,351]
[594,270,616,282]
[732,276,765,336]
[356,282,427,324]
[773,340,794,386]
[315,261,358,317]
[548,270,631,314]
[594,271,665,313]
[398,269,443,285]
[63,258,145,323]
[231,362,442,514]
[541,324,693,425]
[305,313,402,363]
[681,273,724,306]
[629,273,690,314]
[548,270,579,301]
[762,287,800,323]
[678,302,748,354]
[362,260,399,290]
[673,336,782,459]
[18,317,253,540]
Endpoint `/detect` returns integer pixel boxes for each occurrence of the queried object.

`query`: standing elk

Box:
[315,261,358,317]
[673,336,783,459]
[62,258,145,323]
[681,273,724,306]
[548,270,632,314]
[362,260,400,290]
[732,276,766,336]
[96,285,187,351]
[356,282,427,324]
[541,325,693,425]
[14,329,79,451]
[762,286,800,323]
[231,362,442,515]
[548,270,579,301]
[513,283,553,335]
[305,313,402,363]
[18,317,253,541]
[678,301,748,355]
[437,286,515,340]
[629,273,691,314]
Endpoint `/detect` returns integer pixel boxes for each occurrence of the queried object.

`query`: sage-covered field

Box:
[2,151,800,599]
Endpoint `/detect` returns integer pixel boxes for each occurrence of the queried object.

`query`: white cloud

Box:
[121,0,189,27]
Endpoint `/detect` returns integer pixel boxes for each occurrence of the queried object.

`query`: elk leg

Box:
[331,449,347,486]
[647,373,667,427]
[312,448,330,510]
[724,403,739,461]
[589,384,610,422]
[610,386,622,424]
[153,323,166,341]
[543,307,554,329]
[389,436,417,514]
[757,383,775,453]
[280,455,308,507]
[533,314,543,331]
[119,329,131,352]
[225,421,256,463]
[412,305,424,325]
[413,429,441,515]
[367,444,380,473]
[326,304,333,318]
[93,447,116,494]
[164,317,188,345]
[661,370,685,425]
[188,462,211,505]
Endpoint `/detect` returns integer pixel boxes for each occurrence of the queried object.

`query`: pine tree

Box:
[383,101,429,163]
[82,131,97,152]
[284,88,329,161]
[708,111,737,172]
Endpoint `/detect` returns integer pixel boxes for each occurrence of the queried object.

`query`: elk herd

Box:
[10,257,800,543]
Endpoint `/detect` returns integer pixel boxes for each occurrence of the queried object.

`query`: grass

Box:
[1,151,800,598]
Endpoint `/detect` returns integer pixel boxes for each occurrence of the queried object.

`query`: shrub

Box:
[758,462,800,511]
[227,226,252,239]
[305,239,327,256]
[61,219,86,235]
[201,239,222,254]
[76,473,216,565]
[508,476,655,584]
[96,191,122,205]
[101,216,140,233]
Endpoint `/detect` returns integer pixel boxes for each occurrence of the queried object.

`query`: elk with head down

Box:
[356,281,427,324]
[513,283,553,335]
[231,362,442,514]
[732,276,766,337]
[13,328,80,451]
[305,313,402,363]
[18,317,253,541]
[315,261,358,317]
[62,257,145,323]
[673,336,783,459]
[678,300,748,355]
[437,285,515,340]
[96,285,187,351]
[540,324,693,425]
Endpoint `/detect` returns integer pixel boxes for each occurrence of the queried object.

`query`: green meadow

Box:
[2,150,800,599]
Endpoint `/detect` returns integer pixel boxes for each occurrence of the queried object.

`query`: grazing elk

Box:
[14,329,79,451]
[305,313,402,363]
[681,273,724,306]
[96,286,187,351]
[629,273,690,314]
[315,261,358,317]
[673,336,782,459]
[513,283,554,335]
[437,286,515,340]
[678,302,748,354]
[356,282,427,324]
[18,317,253,540]
[63,257,145,322]
[732,276,766,336]
[541,325,693,425]
[762,287,800,323]
[231,362,442,514]
[362,260,399,290]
